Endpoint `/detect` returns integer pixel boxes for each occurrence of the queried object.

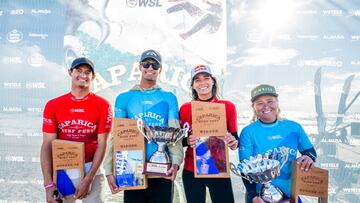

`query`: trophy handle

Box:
[137,119,150,142]
[171,122,190,146]
[279,147,289,169]
[229,162,252,181]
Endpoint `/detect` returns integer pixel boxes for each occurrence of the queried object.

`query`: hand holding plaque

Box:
[137,119,189,176]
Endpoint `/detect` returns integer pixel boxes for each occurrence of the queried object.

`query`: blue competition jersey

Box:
[238,119,314,197]
[114,88,179,161]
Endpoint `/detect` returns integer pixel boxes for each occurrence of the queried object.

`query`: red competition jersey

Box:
[42,92,113,163]
[179,97,238,172]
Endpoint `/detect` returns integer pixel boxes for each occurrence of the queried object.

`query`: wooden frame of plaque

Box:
[291,161,328,203]
[191,101,230,178]
[113,118,147,190]
[52,139,85,189]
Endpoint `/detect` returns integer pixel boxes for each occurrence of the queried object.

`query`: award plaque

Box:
[291,161,328,203]
[231,147,291,203]
[191,101,230,178]
[113,118,147,190]
[52,139,85,197]
[137,119,189,176]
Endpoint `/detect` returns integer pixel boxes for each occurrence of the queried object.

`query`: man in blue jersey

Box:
[104,49,183,203]
[238,84,317,203]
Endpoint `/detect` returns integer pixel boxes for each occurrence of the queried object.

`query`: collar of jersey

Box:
[256,119,279,128]
[131,84,162,91]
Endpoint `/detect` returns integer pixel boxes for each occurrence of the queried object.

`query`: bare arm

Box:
[40,132,58,203]
[75,132,109,199]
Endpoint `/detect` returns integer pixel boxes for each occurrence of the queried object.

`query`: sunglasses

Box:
[141,61,161,70]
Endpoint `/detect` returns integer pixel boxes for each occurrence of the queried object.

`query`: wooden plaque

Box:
[52,139,85,184]
[191,101,230,178]
[291,161,328,203]
[191,101,227,137]
[113,118,147,190]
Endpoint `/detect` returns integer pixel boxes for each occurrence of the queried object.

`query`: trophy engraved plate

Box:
[137,119,189,176]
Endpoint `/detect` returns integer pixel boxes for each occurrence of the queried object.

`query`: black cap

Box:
[70,57,95,73]
[140,49,161,64]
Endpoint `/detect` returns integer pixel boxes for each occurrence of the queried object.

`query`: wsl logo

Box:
[126,0,163,8]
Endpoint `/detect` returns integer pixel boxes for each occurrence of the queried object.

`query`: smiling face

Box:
[69,64,95,90]
[139,59,161,83]
[192,73,214,100]
[252,95,279,123]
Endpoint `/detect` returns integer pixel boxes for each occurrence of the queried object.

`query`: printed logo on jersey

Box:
[58,119,97,130]
[43,117,53,125]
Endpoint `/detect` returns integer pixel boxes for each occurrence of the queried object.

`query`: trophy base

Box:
[143,162,171,177]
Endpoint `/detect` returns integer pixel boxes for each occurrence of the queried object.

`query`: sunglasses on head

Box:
[141,61,161,70]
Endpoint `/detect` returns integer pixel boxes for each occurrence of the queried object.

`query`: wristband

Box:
[44,182,56,189]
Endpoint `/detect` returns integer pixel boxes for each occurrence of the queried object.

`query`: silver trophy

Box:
[137,119,190,176]
[231,147,290,203]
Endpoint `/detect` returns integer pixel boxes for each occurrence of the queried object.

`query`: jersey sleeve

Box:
[42,101,58,134]
[114,93,128,118]
[167,92,179,121]
[97,99,113,134]
[238,126,254,161]
[226,101,238,133]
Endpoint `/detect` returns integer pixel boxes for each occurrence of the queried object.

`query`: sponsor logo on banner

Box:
[2,57,22,64]
[350,60,360,66]
[349,10,360,17]
[323,34,345,40]
[10,9,24,15]
[25,82,46,89]
[2,107,22,112]
[322,9,343,16]
[3,82,22,89]
[297,59,343,67]
[343,188,360,194]
[27,108,43,113]
[296,34,318,40]
[297,10,317,15]
[351,35,360,41]
[28,33,49,40]
[28,53,45,67]
[126,0,163,8]
[31,9,51,15]
[320,162,339,169]
[276,34,292,41]
[7,29,23,43]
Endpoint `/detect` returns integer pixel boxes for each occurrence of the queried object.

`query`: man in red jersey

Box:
[41,57,113,203]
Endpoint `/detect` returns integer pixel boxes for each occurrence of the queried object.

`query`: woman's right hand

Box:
[187,135,198,148]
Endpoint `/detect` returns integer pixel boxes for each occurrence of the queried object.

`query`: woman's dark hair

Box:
[191,73,219,100]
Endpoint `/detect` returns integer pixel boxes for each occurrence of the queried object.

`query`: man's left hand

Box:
[164,164,179,181]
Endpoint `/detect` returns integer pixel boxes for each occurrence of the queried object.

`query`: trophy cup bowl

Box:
[230,147,290,203]
[137,119,189,176]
